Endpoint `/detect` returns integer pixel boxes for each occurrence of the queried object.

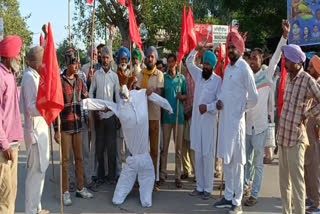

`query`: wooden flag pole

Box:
[174,61,182,159]
[68,0,71,46]
[57,116,64,214]
[49,126,56,197]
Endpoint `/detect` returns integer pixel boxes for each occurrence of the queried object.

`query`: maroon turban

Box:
[0,35,22,58]
[226,32,245,54]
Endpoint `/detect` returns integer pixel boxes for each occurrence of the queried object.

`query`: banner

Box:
[194,24,235,44]
[212,25,229,44]
[287,0,320,46]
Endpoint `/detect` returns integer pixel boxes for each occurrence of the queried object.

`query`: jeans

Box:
[244,129,266,199]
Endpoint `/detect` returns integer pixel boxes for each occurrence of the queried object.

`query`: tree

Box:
[0,0,32,46]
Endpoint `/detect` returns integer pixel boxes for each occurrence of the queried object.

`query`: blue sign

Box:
[288,0,320,46]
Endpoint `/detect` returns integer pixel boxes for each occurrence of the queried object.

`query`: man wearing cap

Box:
[214,31,258,214]
[0,35,24,214]
[136,46,164,189]
[89,46,120,185]
[21,46,50,214]
[305,55,320,214]
[132,48,143,75]
[54,48,93,206]
[186,46,221,200]
[242,20,290,207]
[277,44,320,214]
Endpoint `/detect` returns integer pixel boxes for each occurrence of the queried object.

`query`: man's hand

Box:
[282,19,290,39]
[54,131,61,144]
[199,104,207,115]
[89,68,94,80]
[42,24,48,38]
[177,92,185,101]
[184,110,192,120]
[109,25,115,40]
[216,100,223,110]
[3,147,14,161]
[102,107,110,113]
[146,89,153,96]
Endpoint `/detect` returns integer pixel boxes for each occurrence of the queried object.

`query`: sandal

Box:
[175,179,183,189]
[306,207,320,214]
[38,210,50,214]
[189,189,203,196]
[244,196,257,207]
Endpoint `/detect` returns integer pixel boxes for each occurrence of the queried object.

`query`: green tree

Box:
[0,0,32,46]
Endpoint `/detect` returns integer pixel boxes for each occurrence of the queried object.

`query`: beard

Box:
[202,68,212,80]
[10,58,20,73]
[146,63,155,70]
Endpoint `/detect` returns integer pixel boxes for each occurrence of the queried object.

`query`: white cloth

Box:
[83,89,173,206]
[88,67,120,119]
[186,50,221,156]
[246,36,287,135]
[20,67,50,173]
[195,151,214,193]
[224,160,244,206]
[217,57,258,165]
[25,144,46,214]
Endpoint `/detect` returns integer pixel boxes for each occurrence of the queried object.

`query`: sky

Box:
[18,0,76,46]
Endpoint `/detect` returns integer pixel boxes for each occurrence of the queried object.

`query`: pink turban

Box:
[310,55,320,74]
[0,35,22,58]
[226,32,245,54]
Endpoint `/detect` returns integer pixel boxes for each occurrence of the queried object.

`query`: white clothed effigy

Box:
[82,89,172,207]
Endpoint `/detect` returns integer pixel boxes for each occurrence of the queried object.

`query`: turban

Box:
[310,55,320,74]
[101,46,111,57]
[0,35,22,58]
[87,44,97,58]
[203,50,217,68]
[146,46,158,60]
[227,32,245,54]
[132,49,142,62]
[65,48,79,65]
[117,47,130,63]
[282,44,306,64]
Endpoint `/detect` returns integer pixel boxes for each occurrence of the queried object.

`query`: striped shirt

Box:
[277,69,320,147]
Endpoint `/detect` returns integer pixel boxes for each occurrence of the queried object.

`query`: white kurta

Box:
[83,89,173,207]
[186,50,221,156]
[217,57,258,165]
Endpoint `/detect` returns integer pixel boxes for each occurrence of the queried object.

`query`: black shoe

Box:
[229,204,243,214]
[214,197,233,208]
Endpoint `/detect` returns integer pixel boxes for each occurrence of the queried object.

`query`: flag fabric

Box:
[278,54,287,117]
[86,0,93,4]
[215,43,223,77]
[128,0,142,50]
[187,7,197,51]
[40,34,44,46]
[36,23,64,125]
[118,0,126,7]
[178,4,188,63]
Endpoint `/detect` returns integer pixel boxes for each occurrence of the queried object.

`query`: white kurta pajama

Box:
[82,89,173,207]
[186,50,222,193]
[217,57,258,206]
[20,67,50,214]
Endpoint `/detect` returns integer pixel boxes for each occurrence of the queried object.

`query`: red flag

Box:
[118,0,126,7]
[215,44,223,77]
[36,23,64,125]
[128,0,142,50]
[40,34,44,46]
[86,0,93,4]
[278,54,287,117]
[187,7,197,51]
[178,4,188,63]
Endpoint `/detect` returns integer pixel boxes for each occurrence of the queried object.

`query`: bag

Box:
[265,123,276,147]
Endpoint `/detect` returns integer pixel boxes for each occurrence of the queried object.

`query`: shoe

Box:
[214,197,232,208]
[189,189,204,196]
[306,207,320,214]
[202,191,211,200]
[229,204,243,214]
[76,187,93,199]
[69,182,76,192]
[244,196,257,206]
[153,182,160,192]
[63,191,72,206]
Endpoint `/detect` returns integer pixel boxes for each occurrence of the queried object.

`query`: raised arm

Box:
[186,49,202,82]
[245,66,259,111]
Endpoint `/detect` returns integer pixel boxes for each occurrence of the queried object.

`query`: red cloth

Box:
[36,23,64,125]
[0,35,22,58]
[278,55,287,117]
[215,43,223,77]
[187,7,197,51]
[118,0,126,6]
[226,31,245,54]
[86,0,93,4]
[40,34,44,46]
[178,4,188,63]
[128,0,142,50]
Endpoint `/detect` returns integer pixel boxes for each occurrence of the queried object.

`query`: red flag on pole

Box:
[187,7,197,51]
[215,43,223,77]
[36,23,64,125]
[40,34,44,46]
[128,0,142,50]
[178,4,188,63]
[278,54,287,117]
[118,0,126,7]
[86,0,93,4]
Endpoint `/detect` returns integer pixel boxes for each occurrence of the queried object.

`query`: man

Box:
[214,32,258,214]
[305,55,320,214]
[83,89,173,207]
[156,60,166,73]
[186,47,221,200]
[132,48,143,75]
[54,48,93,206]
[21,46,50,214]
[89,46,120,185]
[277,45,320,214]
[160,53,187,188]
[243,20,289,206]
[136,46,164,187]
[0,35,24,214]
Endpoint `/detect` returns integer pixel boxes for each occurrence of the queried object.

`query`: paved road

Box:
[15,139,282,214]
